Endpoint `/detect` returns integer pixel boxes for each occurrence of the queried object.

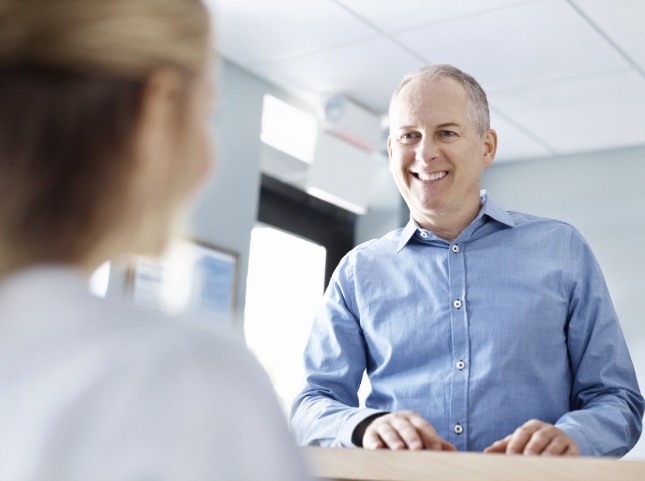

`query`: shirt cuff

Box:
[555,422,593,456]
[339,408,389,447]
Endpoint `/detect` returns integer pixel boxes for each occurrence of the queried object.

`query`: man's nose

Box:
[415,136,439,163]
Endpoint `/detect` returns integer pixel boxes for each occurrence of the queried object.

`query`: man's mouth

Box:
[413,171,448,181]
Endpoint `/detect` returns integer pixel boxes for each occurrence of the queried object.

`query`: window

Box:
[260,94,317,164]
[244,225,326,415]
[246,174,357,415]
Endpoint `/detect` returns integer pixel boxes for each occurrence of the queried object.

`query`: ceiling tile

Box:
[336,0,533,34]
[209,0,644,162]
[570,0,645,70]
[489,111,554,162]
[489,69,645,154]
[206,0,376,65]
[392,0,630,92]
[249,38,423,114]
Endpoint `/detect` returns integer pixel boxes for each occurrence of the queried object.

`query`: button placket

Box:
[447,238,469,450]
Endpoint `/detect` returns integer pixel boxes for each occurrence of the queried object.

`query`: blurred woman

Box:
[0,0,309,479]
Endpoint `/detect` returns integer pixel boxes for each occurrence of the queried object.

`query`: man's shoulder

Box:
[506,210,576,231]
[499,210,591,249]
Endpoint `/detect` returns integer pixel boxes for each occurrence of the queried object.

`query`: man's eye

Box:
[399,132,420,143]
[439,130,457,137]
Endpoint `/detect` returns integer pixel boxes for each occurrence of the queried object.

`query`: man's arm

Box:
[554,228,643,455]
[290,254,456,451]
[290,256,386,447]
[487,227,643,456]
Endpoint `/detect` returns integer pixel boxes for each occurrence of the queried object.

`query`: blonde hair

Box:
[0,0,210,77]
[0,0,211,272]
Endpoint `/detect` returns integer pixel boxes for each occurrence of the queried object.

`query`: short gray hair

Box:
[389,64,490,137]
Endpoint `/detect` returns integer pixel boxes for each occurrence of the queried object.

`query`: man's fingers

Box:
[365,422,405,450]
[407,413,442,450]
[362,411,456,451]
[439,439,458,451]
[537,433,568,456]
[404,412,456,451]
[484,420,580,457]
[522,422,580,456]
[542,433,580,456]
[390,415,425,450]
[362,432,385,450]
[483,435,512,453]
[506,419,543,454]
[523,424,562,455]
[563,442,580,456]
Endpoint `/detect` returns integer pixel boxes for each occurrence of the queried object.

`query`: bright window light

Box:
[244,225,326,416]
[88,261,110,298]
[261,94,318,163]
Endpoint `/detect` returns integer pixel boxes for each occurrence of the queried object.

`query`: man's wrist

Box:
[351,412,388,447]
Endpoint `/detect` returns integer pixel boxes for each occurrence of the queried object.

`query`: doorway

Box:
[244,174,357,415]
[244,225,326,414]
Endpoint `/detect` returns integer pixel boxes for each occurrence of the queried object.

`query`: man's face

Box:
[387,77,496,228]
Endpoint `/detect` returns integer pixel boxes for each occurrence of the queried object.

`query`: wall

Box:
[192,58,321,331]
[188,59,265,332]
[355,155,406,244]
[108,58,302,333]
[483,144,645,459]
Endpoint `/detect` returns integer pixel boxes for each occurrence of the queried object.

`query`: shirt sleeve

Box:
[555,227,644,456]
[290,253,387,447]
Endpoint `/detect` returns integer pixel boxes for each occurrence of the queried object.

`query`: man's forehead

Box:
[398,76,465,103]
[390,77,469,125]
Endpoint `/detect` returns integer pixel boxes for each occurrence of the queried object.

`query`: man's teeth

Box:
[417,171,447,181]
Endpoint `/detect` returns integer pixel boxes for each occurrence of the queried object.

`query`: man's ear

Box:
[482,128,498,168]
[386,135,395,173]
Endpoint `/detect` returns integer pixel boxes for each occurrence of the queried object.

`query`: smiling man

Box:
[290,64,643,456]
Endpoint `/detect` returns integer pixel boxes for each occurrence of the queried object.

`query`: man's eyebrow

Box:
[436,122,461,129]
[394,122,462,130]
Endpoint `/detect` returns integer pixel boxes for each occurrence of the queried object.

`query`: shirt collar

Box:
[396,190,515,252]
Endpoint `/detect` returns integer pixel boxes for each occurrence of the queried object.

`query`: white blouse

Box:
[0,266,310,481]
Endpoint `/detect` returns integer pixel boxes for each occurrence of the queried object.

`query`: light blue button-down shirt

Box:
[291,192,644,455]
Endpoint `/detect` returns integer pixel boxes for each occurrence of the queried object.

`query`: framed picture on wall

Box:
[128,238,238,325]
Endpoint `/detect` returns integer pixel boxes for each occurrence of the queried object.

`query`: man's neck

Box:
[415,198,483,243]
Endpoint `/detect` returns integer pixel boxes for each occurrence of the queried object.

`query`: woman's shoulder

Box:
[0,265,261,385]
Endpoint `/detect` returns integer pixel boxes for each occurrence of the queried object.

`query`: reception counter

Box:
[303,447,645,481]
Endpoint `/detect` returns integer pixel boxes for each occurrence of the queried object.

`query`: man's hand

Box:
[362,410,457,451]
[484,419,579,456]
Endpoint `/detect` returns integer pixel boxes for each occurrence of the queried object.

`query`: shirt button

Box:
[456,360,465,370]
[453,299,462,309]
[451,244,460,253]
[420,231,428,238]
[454,424,463,435]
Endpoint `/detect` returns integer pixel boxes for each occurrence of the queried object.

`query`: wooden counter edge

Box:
[303,447,645,481]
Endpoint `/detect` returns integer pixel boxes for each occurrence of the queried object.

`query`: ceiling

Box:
[206,0,645,163]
